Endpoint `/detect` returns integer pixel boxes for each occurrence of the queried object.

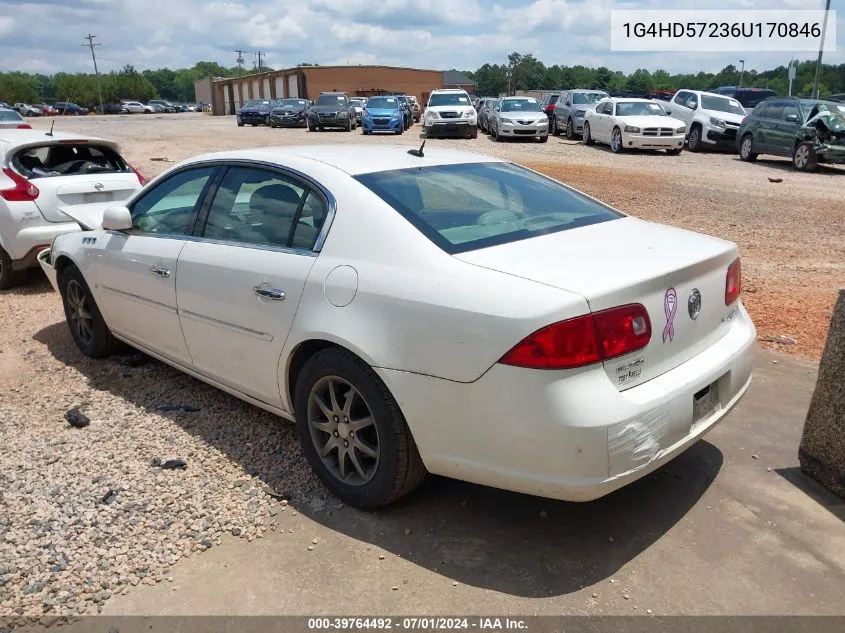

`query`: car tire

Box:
[346,118,352,132]
[793,141,818,171]
[583,122,595,145]
[59,264,122,358]
[492,123,501,142]
[547,115,555,134]
[538,135,548,143]
[687,125,702,152]
[237,121,244,127]
[610,127,624,153]
[565,118,575,140]
[264,115,270,126]
[667,148,683,155]
[395,128,403,135]
[552,117,561,136]
[469,125,478,139]
[307,122,314,131]
[294,347,427,509]
[0,245,23,290]
[739,134,758,162]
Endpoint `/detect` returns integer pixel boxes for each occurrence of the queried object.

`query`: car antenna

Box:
[46,120,54,137]
[407,140,425,158]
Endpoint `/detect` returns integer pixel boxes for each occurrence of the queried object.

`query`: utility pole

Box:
[812,0,832,98]
[257,51,263,72]
[738,59,745,88]
[234,50,245,77]
[82,34,104,115]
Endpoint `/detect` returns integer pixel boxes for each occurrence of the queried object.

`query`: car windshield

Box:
[355,162,621,254]
[13,143,128,179]
[501,100,541,113]
[701,95,745,115]
[244,100,272,107]
[615,101,665,116]
[316,95,347,106]
[366,97,399,109]
[428,93,471,107]
[279,99,307,107]
[573,92,607,104]
[0,109,23,121]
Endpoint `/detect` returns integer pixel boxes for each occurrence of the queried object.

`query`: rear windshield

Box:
[355,162,621,254]
[12,143,128,179]
[733,90,776,108]
[0,110,23,121]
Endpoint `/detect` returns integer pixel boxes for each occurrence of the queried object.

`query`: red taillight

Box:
[128,164,148,185]
[500,304,651,370]
[725,257,742,305]
[0,167,39,202]
[16,124,31,129]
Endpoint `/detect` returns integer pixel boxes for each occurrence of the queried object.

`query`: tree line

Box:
[465,53,845,98]
[2,55,844,109]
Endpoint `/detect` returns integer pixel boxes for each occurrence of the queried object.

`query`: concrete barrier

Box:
[799,288,845,498]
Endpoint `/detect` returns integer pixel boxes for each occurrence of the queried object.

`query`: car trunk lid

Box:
[456,217,739,390]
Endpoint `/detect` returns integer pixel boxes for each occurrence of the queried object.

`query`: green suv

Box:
[736,97,845,170]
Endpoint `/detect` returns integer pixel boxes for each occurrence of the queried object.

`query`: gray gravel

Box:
[0,295,325,620]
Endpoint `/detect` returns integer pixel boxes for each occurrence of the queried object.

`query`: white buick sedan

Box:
[39,145,755,509]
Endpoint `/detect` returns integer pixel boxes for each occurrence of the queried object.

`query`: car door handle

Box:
[253,285,285,301]
[150,265,170,278]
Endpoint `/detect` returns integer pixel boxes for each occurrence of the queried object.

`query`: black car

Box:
[306,93,356,131]
[236,99,276,127]
[714,87,777,109]
[101,103,129,115]
[394,95,414,130]
[53,102,89,116]
[270,98,310,128]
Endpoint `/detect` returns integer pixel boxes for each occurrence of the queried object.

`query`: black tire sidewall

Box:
[0,245,20,290]
[60,266,112,358]
[294,349,410,509]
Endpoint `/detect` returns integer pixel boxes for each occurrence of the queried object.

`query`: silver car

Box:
[488,97,549,142]
[350,98,367,123]
[553,90,609,139]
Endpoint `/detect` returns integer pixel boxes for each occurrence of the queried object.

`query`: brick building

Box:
[196,66,475,115]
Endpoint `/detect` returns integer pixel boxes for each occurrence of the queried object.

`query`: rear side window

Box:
[355,162,621,254]
[13,143,128,178]
[0,110,23,121]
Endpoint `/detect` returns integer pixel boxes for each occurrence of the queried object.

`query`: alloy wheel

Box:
[794,144,809,169]
[307,375,380,486]
[741,137,752,159]
[66,279,94,346]
[611,128,622,152]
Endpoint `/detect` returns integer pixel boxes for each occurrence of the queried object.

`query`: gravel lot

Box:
[1,112,843,622]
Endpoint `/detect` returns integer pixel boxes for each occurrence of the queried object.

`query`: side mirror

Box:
[785,113,799,123]
[688,101,698,109]
[102,205,132,231]
[665,108,672,114]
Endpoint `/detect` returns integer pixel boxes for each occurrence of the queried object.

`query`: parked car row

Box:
[0,100,207,117]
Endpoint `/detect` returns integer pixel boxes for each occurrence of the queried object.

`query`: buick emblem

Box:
[688,289,702,320]
[93,182,104,191]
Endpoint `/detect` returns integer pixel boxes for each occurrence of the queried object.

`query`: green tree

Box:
[626,68,654,95]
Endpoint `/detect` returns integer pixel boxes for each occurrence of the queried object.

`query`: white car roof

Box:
[181,145,503,176]
[0,130,117,157]
[502,96,537,102]
[605,98,656,103]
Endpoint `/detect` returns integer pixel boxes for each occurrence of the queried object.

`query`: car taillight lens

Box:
[499,304,651,370]
[0,167,39,201]
[725,257,742,305]
[17,124,31,129]
[128,164,148,185]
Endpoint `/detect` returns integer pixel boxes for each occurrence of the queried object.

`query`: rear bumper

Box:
[378,303,756,502]
[2,221,80,266]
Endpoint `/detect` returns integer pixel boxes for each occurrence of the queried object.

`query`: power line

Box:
[82,34,105,115]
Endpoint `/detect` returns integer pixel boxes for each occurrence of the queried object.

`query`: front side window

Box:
[764,103,785,120]
[202,167,324,250]
[781,104,800,121]
[130,167,216,235]
[673,91,690,106]
[355,162,621,254]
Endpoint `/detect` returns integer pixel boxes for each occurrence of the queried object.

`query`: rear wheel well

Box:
[287,340,365,406]
[53,255,75,283]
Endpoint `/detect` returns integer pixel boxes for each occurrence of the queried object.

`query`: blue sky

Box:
[0,0,841,75]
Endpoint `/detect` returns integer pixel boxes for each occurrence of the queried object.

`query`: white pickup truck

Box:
[657,90,747,152]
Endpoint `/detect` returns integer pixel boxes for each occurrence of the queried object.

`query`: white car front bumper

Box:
[378,303,756,502]
[623,131,686,150]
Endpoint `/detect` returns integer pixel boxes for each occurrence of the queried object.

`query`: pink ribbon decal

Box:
[663,288,677,343]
